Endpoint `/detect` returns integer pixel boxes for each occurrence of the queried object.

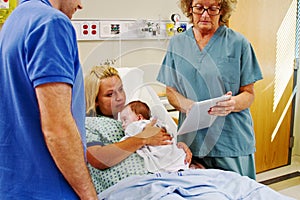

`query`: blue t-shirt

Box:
[0,0,85,199]
[157,26,263,157]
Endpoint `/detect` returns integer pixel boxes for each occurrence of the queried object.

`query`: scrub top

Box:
[157,26,263,157]
[0,0,85,199]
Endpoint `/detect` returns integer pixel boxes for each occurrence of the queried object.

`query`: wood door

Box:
[230,0,296,173]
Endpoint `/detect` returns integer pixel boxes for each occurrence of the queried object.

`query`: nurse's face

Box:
[59,0,83,19]
[190,0,221,34]
[96,75,126,119]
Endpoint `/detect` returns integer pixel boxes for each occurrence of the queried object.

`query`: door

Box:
[230,0,297,173]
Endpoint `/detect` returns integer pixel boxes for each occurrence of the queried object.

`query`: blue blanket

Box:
[98,169,295,200]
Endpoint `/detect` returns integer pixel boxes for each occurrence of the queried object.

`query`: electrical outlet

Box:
[72,20,100,40]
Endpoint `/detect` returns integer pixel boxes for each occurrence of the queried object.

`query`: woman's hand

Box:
[209,84,255,116]
[177,142,192,165]
[208,92,235,116]
[135,119,172,146]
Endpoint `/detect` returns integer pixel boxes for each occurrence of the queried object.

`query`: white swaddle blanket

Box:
[121,120,189,173]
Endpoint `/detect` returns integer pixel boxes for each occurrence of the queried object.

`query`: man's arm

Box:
[36,82,97,200]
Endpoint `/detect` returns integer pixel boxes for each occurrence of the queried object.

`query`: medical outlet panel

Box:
[72,19,191,41]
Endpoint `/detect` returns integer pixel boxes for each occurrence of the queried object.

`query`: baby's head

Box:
[120,100,151,130]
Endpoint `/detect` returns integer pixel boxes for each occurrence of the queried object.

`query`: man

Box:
[0,0,97,199]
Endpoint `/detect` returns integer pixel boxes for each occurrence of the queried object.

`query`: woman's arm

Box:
[87,123,172,170]
[166,86,194,114]
[232,83,255,112]
[167,82,255,117]
[209,83,255,116]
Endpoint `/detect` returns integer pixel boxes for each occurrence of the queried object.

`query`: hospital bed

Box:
[100,67,295,200]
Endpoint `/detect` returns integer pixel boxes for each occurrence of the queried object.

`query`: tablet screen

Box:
[177,95,230,135]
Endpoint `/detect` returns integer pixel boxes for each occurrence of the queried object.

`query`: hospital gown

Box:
[86,116,149,193]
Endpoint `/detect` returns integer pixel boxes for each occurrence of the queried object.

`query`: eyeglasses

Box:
[191,5,221,16]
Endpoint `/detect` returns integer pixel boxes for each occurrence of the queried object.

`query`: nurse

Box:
[157,0,263,179]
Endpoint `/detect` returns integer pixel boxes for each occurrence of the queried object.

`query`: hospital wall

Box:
[73,1,188,85]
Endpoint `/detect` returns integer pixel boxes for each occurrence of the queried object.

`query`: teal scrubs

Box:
[157,26,263,178]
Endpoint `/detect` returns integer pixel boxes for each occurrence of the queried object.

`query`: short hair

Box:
[84,65,120,116]
[126,100,151,120]
[179,0,237,25]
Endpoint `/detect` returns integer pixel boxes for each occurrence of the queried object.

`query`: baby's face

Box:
[120,106,139,130]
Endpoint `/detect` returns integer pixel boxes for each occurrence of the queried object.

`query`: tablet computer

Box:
[177,95,230,135]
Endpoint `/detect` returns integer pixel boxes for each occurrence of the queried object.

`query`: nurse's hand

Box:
[208,91,235,116]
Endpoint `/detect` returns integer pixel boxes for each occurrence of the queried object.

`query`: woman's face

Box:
[96,75,126,118]
[190,0,221,34]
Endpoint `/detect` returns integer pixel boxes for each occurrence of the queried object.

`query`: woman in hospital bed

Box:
[84,65,294,199]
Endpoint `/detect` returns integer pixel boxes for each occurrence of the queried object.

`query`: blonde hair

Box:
[84,65,120,116]
[179,0,237,25]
